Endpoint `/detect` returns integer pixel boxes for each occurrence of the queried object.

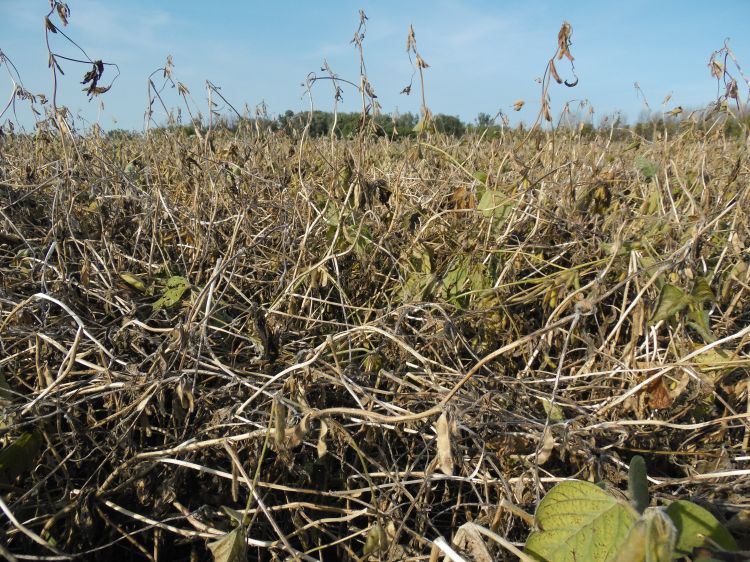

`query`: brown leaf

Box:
[316,420,329,458]
[56,3,70,26]
[272,397,287,447]
[549,59,563,84]
[416,54,429,69]
[557,21,574,61]
[513,99,525,111]
[709,59,724,79]
[535,427,555,465]
[406,24,416,52]
[452,524,494,562]
[542,98,553,122]
[45,17,58,33]
[435,413,454,476]
[726,79,738,100]
[645,376,673,410]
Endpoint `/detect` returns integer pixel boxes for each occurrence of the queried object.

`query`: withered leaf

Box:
[513,99,525,111]
[709,59,724,79]
[542,98,553,122]
[557,21,574,61]
[535,427,555,465]
[645,376,673,410]
[45,17,58,34]
[435,412,454,476]
[549,59,563,84]
[406,24,416,52]
[56,3,70,26]
[316,420,329,459]
[416,54,429,69]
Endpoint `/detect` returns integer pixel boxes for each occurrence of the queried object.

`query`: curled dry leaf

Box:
[452,523,494,562]
[272,396,287,447]
[542,98,553,122]
[45,17,58,33]
[666,106,683,117]
[435,412,454,476]
[557,21,574,62]
[56,3,70,26]
[709,59,724,79]
[406,24,416,52]
[316,420,329,458]
[513,99,525,111]
[726,79,738,99]
[644,376,673,410]
[549,59,563,84]
[534,427,555,466]
[416,54,430,69]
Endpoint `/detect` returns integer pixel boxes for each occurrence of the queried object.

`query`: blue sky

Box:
[1,0,749,131]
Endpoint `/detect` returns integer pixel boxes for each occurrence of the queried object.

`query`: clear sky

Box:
[1,0,749,131]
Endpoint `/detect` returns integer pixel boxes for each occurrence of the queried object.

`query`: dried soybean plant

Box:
[1,9,750,562]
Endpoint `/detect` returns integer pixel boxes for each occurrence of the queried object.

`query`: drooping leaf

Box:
[362,524,387,557]
[0,431,43,485]
[220,506,245,526]
[649,284,690,324]
[628,456,649,514]
[525,480,638,561]
[207,527,246,562]
[665,500,737,555]
[153,276,191,311]
[691,277,715,304]
[687,305,715,343]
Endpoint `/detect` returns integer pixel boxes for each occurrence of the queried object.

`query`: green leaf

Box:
[153,276,191,311]
[477,189,512,222]
[665,500,737,555]
[628,456,649,514]
[363,524,387,556]
[691,346,736,380]
[0,431,43,485]
[441,260,470,300]
[473,171,488,185]
[120,272,147,292]
[615,508,677,562]
[649,284,690,324]
[208,527,246,562]
[220,506,245,525]
[540,397,565,422]
[525,480,638,561]
[635,155,658,181]
[691,277,715,304]
[687,305,715,343]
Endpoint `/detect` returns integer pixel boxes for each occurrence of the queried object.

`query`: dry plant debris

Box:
[0,8,749,562]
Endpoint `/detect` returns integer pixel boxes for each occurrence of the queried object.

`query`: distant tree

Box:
[433,114,465,136]
[476,112,493,128]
